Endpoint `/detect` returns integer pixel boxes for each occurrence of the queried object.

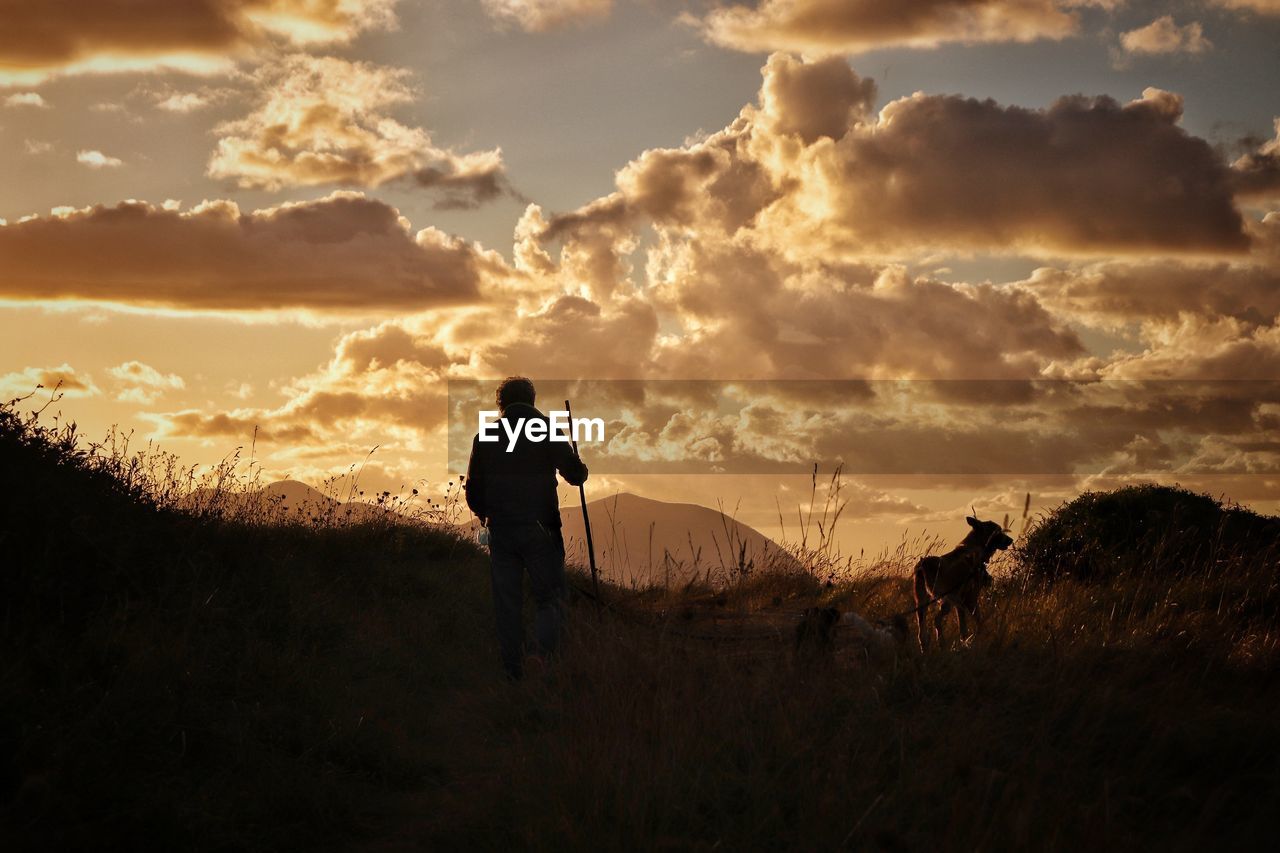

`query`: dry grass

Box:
[2,392,1278,851]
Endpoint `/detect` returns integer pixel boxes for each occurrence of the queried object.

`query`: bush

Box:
[1016,484,1280,581]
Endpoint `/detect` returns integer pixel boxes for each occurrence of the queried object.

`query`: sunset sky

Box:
[3,0,1279,555]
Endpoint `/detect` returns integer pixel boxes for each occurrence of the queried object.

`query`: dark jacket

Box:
[465,402,588,527]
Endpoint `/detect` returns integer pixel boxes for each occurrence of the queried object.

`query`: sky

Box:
[2,0,1279,557]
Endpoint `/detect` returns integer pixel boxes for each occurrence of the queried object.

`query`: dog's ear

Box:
[966,515,979,527]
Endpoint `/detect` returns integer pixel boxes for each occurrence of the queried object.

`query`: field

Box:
[3,399,1278,851]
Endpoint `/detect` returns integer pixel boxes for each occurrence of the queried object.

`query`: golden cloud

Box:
[546,55,1250,260]
[0,364,100,400]
[207,55,511,205]
[0,192,501,312]
[1017,214,1280,380]
[135,52,1280,506]
[692,0,1086,55]
[1095,316,1280,379]
[1020,261,1280,329]
[108,361,185,405]
[1118,16,1212,57]
[150,318,462,448]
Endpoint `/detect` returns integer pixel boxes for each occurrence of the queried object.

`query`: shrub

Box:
[1016,483,1280,581]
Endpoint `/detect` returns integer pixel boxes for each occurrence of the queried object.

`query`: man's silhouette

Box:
[465,377,587,680]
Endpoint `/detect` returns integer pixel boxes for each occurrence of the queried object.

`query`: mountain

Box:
[185,479,388,523]
[559,492,798,588]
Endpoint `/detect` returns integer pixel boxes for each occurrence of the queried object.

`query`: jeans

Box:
[488,521,566,680]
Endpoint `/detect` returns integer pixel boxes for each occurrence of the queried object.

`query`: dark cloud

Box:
[0,0,397,81]
[0,192,497,312]
[814,87,1249,254]
[1232,119,1280,200]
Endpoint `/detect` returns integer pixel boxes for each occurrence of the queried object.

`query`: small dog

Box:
[913,516,1012,651]
[794,606,907,664]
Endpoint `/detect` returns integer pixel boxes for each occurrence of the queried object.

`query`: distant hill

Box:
[185,479,389,523]
[559,492,798,588]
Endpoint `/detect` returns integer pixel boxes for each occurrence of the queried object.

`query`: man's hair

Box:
[496,376,536,411]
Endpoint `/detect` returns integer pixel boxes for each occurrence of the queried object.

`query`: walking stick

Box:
[565,399,601,614]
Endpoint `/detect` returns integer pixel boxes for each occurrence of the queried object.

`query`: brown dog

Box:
[913,516,1012,650]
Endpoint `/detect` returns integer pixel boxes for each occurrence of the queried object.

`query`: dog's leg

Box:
[957,601,970,642]
[934,600,951,648]
[913,567,931,651]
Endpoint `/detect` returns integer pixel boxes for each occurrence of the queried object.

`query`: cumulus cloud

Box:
[1093,316,1280,379]
[692,0,1091,55]
[0,0,399,83]
[804,86,1244,255]
[1016,213,1280,382]
[207,55,511,206]
[76,149,123,168]
[0,364,99,400]
[482,0,613,32]
[147,52,1280,505]
[1021,261,1280,329]
[1118,16,1211,58]
[0,192,501,313]
[757,50,878,143]
[152,318,464,447]
[544,56,1249,258]
[109,361,185,404]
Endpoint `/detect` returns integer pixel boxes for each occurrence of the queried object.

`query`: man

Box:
[465,377,588,680]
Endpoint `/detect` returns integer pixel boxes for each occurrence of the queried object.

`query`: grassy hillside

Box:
[0,401,493,849]
[3,399,1278,851]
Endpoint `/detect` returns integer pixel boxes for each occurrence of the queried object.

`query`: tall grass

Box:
[1,392,485,849]
[3,392,1278,851]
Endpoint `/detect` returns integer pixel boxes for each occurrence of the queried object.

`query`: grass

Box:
[2,394,1278,850]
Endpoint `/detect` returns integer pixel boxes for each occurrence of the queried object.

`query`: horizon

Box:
[3,0,1280,556]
